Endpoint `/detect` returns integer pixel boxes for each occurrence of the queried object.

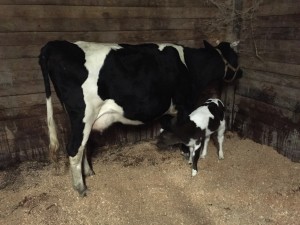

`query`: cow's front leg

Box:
[83,148,95,177]
[191,139,204,177]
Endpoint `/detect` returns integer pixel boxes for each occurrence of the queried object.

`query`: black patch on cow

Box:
[202,100,225,132]
[173,120,205,145]
[97,44,191,122]
[39,40,88,157]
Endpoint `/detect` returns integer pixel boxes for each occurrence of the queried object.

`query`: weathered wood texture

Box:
[0,0,227,168]
[1,0,299,167]
[233,0,300,162]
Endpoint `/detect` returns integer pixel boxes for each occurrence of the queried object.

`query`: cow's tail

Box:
[39,44,59,162]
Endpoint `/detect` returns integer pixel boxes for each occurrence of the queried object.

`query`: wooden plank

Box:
[261,0,300,4]
[240,40,300,53]
[251,27,300,40]
[1,70,43,86]
[0,79,44,96]
[234,94,300,133]
[233,114,300,162]
[0,30,200,46]
[237,78,300,112]
[256,3,300,16]
[0,5,219,19]
[0,58,39,72]
[254,14,300,28]
[0,45,40,59]
[0,93,62,109]
[241,68,300,89]
[0,17,209,32]
[233,95,300,162]
[240,56,300,77]
[0,103,63,120]
[239,51,300,65]
[0,0,213,7]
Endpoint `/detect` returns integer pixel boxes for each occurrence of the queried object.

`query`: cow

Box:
[38,40,242,196]
[157,98,226,177]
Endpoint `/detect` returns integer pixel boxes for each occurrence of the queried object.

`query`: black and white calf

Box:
[39,40,241,196]
[157,99,226,176]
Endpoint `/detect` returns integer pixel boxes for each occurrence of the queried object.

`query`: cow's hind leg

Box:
[67,110,93,196]
[200,135,210,159]
[217,122,225,160]
[69,146,86,196]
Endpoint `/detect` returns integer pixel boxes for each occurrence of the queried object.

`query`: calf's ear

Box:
[203,40,214,50]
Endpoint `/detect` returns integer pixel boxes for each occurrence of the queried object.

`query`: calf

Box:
[157,99,225,176]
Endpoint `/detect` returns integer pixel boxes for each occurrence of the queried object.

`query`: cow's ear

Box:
[203,40,214,50]
[230,40,240,48]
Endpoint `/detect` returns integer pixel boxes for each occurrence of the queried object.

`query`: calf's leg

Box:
[217,123,225,160]
[191,139,204,176]
[188,146,194,164]
[191,146,201,176]
[200,135,210,158]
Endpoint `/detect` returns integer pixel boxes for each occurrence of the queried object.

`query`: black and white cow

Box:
[39,40,242,196]
[157,98,226,176]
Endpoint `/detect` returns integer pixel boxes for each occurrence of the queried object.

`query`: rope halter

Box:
[215,48,240,83]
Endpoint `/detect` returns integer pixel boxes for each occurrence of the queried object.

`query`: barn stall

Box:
[0,0,299,224]
[0,0,299,166]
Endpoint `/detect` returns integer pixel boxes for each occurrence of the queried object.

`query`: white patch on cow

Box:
[160,128,164,133]
[75,41,122,145]
[192,169,198,177]
[92,99,143,132]
[189,107,214,130]
[46,97,59,155]
[164,98,177,116]
[158,43,187,67]
[187,139,201,164]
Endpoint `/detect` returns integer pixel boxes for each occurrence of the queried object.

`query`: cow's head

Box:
[204,40,243,82]
[156,130,182,149]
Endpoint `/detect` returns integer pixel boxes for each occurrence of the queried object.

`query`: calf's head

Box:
[156,130,182,149]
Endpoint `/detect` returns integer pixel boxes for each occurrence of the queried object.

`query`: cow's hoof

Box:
[73,185,87,197]
[218,155,224,160]
[84,170,95,177]
[79,189,87,197]
[191,169,198,177]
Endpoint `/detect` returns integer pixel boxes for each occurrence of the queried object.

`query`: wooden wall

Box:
[1,0,299,167]
[234,0,300,162]
[0,0,228,168]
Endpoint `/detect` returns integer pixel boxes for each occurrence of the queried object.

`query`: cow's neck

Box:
[183,47,224,90]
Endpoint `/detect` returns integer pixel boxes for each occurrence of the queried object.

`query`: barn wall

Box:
[0,0,231,168]
[233,0,300,162]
